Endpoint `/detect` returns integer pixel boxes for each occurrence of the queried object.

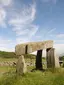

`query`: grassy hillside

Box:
[0,51,17,58]
[0,51,36,59]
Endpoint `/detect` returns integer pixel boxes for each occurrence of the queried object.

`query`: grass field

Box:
[0,51,64,85]
[0,57,17,62]
[0,68,64,85]
[0,60,64,85]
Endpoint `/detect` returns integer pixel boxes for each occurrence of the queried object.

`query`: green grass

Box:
[0,68,64,85]
[0,51,17,58]
[0,66,16,78]
[0,51,17,77]
[0,57,17,62]
[0,51,64,85]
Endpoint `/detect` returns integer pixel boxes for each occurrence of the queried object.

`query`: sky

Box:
[0,0,64,56]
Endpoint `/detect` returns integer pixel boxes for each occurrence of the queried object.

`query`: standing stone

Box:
[36,50,43,70]
[16,55,27,75]
[46,48,60,68]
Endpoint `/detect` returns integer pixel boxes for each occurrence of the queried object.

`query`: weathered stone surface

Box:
[15,40,53,55]
[46,48,60,68]
[16,55,27,74]
[0,61,16,66]
[36,50,43,70]
[54,50,60,68]
[15,40,60,69]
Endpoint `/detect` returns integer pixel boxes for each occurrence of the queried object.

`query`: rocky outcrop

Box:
[0,61,16,66]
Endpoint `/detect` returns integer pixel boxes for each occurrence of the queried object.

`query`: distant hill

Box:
[0,51,17,58]
[0,51,36,59]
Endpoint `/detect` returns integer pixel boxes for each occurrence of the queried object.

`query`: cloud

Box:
[42,0,50,2]
[0,1,38,51]
[0,8,6,27]
[41,0,58,4]
[9,3,38,43]
[0,0,12,6]
[0,36,15,52]
[16,37,29,44]
[0,0,13,28]
[48,28,56,34]
[0,37,11,46]
[16,25,38,37]
[9,4,36,25]
[0,47,14,52]
[56,34,64,38]
[54,44,64,56]
[54,40,64,44]
[43,28,56,39]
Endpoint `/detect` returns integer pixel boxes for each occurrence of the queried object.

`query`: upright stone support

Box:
[16,55,27,75]
[46,48,60,68]
[36,50,43,70]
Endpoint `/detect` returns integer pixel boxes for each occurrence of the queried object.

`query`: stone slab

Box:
[15,40,53,55]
